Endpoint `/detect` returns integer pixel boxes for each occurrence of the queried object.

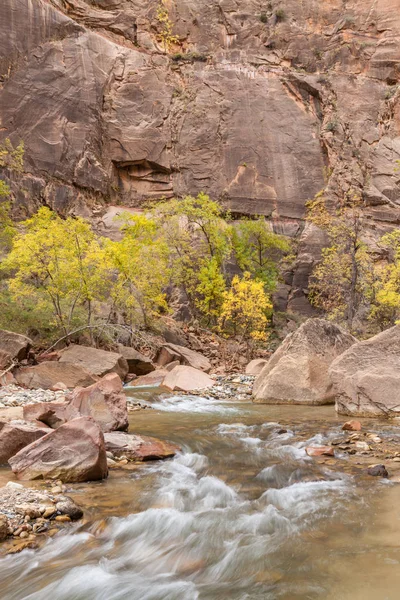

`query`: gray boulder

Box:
[329,325,400,417]
[253,319,356,405]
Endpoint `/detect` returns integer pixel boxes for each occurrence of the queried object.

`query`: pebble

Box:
[0,384,68,408]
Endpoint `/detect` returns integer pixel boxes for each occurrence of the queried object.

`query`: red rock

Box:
[69,373,128,432]
[162,365,215,392]
[104,432,180,461]
[0,420,50,464]
[156,343,211,373]
[0,330,32,362]
[342,420,362,431]
[59,344,128,380]
[117,346,155,376]
[14,361,97,390]
[23,402,76,429]
[9,417,108,482]
[131,369,169,387]
[245,358,268,376]
[305,446,335,457]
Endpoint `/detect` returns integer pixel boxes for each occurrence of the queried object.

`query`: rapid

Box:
[0,395,400,600]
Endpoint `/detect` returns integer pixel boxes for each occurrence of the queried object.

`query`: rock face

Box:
[69,373,128,432]
[14,361,97,390]
[162,365,215,392]
[0,330,32,363]
[104,432,179,461]
[117,346,155,375]
[2,0,400,312]
[329,326,400,417]
[157,343,211,373]
[253,319,356,405]
[0,420,50,464]
[59,345,129,380]
[9,417,108,482]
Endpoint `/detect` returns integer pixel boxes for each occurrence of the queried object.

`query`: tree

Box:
[106,213,170,327]
[2,208,111,337]
[232,218,291,292]
[306,192,373,328]
[370,229,400,327]
[156,0,179,52]
[219,272,272,343]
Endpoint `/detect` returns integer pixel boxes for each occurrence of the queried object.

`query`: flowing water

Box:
[1,393,400,600]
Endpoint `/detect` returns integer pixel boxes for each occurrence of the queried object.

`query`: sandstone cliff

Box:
[1,0,400,312]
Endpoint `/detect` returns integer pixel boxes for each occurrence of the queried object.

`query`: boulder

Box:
[367,465,388,477]
[156,343,211,373]
[59,344,129,380]
[14,361,97,390]
[69,373,128,432]
[0,329,32,362]
[245,359,268,376]
[9,417,108,482]
[0,420,50,464]
[329,326,400,417]
[0,349,12,371]
[131,369,169,387]
[117,345,155,376]
[162,365,215,392]
[23,402,76,429]
[104,432,180,461]
[253,319,356,405]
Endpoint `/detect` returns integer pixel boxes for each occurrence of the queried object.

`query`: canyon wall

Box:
[1,0,400,311]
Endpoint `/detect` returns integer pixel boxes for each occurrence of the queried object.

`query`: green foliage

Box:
[260,12,268,23]
[219,273,272,342]
[232,218,291,293]
[306,192,373,328]
[275,8,286,21]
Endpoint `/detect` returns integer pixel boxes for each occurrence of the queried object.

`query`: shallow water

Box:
[1,396,400,600]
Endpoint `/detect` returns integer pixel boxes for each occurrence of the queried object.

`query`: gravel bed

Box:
[0,385,68,408]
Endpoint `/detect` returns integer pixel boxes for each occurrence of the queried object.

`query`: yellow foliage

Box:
[156,1,179,52]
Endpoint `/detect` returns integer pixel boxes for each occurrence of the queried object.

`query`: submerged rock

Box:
[9,417,108,482]
[330,325,400,417]
[367,465,388,477]
[253,319,356,405]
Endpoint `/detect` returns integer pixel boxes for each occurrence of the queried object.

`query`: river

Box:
[0,393,400,600]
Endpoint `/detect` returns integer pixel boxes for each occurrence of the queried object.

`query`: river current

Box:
[0,394,400,600]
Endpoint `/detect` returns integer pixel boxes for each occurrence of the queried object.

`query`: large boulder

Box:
[162,365,215,392]
[0,420,50,464]
[14,361,97,390]
[104,432,180,461]
[59,344,129,380]
[117,345,155,376]
[329,325,400,417]
[245,359,268,376]
[69,373,128,432]
[130,369,169,387]
[156,343,211,373]
[0,330,32,363]
[9,417,108,482]
[253,319,356,405]
[23,402,76,429]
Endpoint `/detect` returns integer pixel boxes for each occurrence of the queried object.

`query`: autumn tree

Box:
[306,192,373,329]
[2,208,111,337]
[370,229,400,327]
[232,218,291,292]
[219,272,272,344]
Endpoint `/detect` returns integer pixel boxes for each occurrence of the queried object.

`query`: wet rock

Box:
[367,465,388,477]
[0,515,7,541]
[14,361,97,390]
[342,420,362,431]
[156,343,211,373]
[104,432,179,461]
[0,420,50,464]
[162,365,215,392]
[306,446,335,457]
[330,325,400,417]
[69,373,128,432]
[253,319,356,405]
[245,359,268,376]
[355,441,370,451]
[59,344,129,380]
[55,498,83,520]
[0,330,32,362]
[9,416,108,482]
[117,346,155,376]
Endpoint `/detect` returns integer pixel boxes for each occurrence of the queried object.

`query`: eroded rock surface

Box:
[14,362,97,390]
[253,319,356,405]
[59,345,129,380]
[329,325,400,417]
